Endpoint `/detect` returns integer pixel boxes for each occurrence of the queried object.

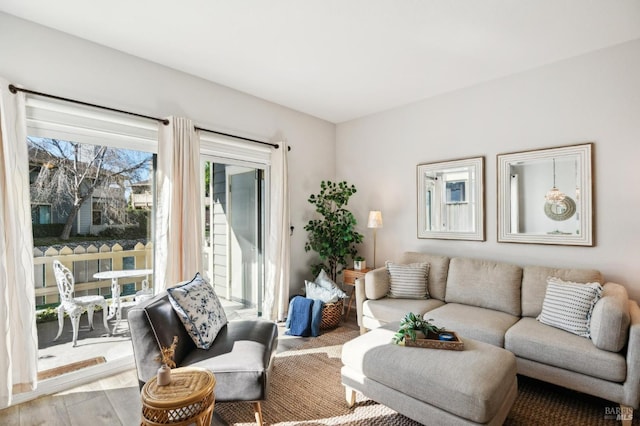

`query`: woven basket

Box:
[320,299,343,330]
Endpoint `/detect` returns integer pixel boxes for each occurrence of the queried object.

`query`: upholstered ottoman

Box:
[341,323,518,425]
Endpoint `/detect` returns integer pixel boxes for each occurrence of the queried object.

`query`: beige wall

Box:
[4,11,639,301]
[337,39,640,301]
[0,12,334,295]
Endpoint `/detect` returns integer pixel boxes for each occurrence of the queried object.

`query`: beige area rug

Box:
[214,327,634,425]
[37,356,106,381]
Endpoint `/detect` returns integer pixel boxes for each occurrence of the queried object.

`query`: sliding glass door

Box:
[202,159,264,318]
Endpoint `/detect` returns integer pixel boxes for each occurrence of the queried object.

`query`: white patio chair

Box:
[134,278,153,303]
[53,260,110,347]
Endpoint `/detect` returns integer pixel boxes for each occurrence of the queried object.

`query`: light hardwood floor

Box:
[0,312,358,425]
[0,368,143,425]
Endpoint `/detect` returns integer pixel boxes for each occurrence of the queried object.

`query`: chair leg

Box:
[252,402,263,425]
[86,306,95,330]
[54,305,65,341]
[101,301,109,333]
[70,313,81,347]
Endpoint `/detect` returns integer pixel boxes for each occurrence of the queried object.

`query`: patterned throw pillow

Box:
[537,277,603,338]
[386,262,430,299]
[167,273,228,349]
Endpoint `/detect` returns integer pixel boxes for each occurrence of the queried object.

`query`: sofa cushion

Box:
[590,283,631,352]
[399,252,450,301]
[362,298,444,325]
[521,265,603,318]
[426,303,520,347]
[536,277,603,338]
[182,319,278,402]
[386,261,429,299]
[505,317,626,382]
[445,257,522,316]
[167,273,228,350]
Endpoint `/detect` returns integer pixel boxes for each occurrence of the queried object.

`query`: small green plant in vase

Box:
[392,312,444,344]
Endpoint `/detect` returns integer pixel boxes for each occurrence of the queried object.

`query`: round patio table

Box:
[93,268,152,334]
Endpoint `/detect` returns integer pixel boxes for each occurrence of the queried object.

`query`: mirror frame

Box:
[417,156,485,241]
[497,143,594,246]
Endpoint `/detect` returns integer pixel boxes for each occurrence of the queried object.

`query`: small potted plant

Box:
[354,256,366,270]
[392,312,444,344]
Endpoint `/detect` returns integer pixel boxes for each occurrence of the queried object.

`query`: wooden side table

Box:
[343,268,372,320]
[141,367,216,426]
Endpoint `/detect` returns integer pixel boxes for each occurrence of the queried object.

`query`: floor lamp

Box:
[367,211,383,268]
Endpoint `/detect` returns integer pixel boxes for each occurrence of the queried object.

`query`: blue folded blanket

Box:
[285,296,323,337]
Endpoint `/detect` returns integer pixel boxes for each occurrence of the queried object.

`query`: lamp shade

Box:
[367,211,383,228]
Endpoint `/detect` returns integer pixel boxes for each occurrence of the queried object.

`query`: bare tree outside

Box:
[28,137,152,240]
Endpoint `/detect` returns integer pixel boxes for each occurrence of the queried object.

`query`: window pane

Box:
[28,136,155,381]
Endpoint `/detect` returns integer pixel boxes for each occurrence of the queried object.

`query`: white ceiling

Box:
[2,1,640,123]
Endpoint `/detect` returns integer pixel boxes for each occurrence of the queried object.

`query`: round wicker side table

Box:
[141,367,216,426]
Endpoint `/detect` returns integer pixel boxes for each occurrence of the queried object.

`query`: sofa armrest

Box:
[355,267,389,335]
[355,277,366,333]
[623,300,640,409]
[364,267,390,300]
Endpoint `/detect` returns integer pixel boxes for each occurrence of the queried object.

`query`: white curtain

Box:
[0,79,39,408]
[155,117,203,290]
[263,142,290,321]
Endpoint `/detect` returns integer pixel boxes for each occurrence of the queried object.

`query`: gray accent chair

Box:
[128,292,278,425]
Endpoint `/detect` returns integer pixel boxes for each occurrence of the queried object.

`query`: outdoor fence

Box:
[32,242,153,307]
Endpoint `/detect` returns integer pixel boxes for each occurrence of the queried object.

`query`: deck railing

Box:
[33,242,153,306]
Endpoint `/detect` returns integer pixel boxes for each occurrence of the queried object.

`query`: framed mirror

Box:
[497,143,593,246]
[417,156,485,241]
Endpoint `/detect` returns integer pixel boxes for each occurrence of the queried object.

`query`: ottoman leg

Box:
[620,404,633,426]
[345,386,356,408]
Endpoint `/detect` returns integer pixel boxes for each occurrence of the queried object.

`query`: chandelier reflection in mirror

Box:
[497,143,593,246]
[545,158,566,204]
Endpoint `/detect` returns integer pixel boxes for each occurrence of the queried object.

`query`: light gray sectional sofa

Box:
[354,252,640,412]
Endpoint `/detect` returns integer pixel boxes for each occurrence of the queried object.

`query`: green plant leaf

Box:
[304,180,364,282]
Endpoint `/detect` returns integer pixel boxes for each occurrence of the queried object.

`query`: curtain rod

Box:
[8,84,170,126]
[195,126,289,151]
[9,84,290,151]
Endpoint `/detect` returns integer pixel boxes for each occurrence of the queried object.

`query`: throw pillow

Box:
[308,269,347,301]
[305,280,339,303]
[536,277,603,338]
[167,273,228,350]
[314,269,334,289]
[386,261,430,299]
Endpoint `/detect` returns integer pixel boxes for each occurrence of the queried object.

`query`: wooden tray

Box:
[404,331,464,351]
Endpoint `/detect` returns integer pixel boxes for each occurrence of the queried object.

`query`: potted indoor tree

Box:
[304,180,364,282]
